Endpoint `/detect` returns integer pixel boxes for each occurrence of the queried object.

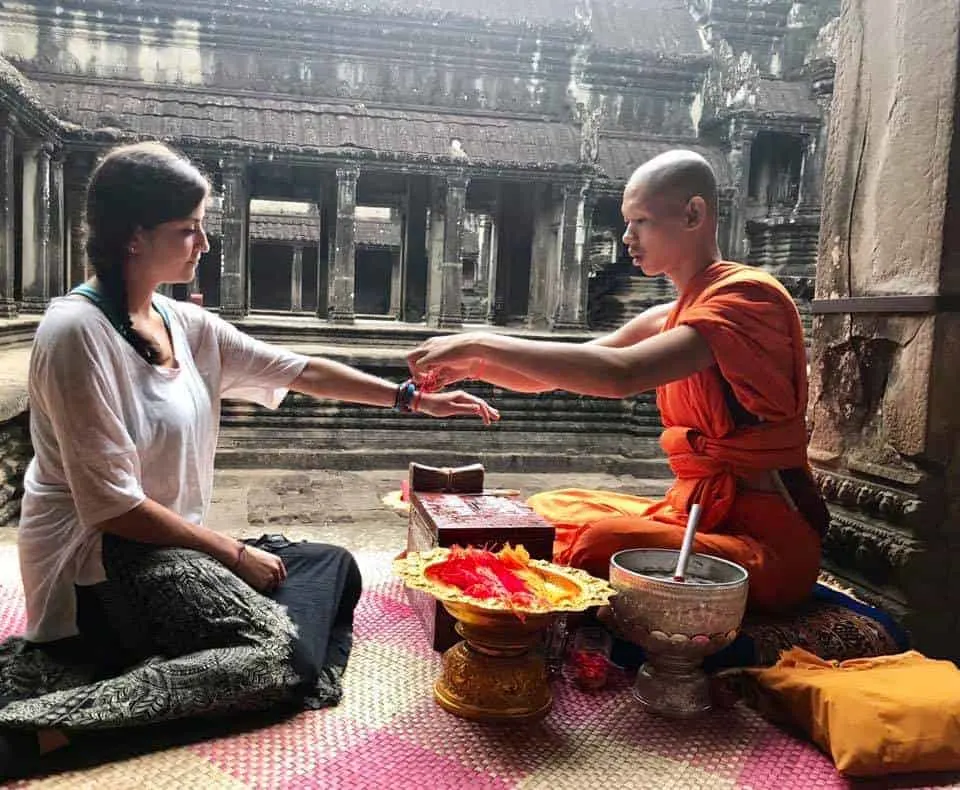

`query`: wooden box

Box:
[404,463,555,652]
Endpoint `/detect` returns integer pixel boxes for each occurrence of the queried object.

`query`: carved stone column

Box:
[485,221,502,324]
[20,142,51,313]
[219,160,249,320]
[800,55,836,217]
[290,243,303,312]
[389,248,402,319]
[48,148,65,299]
[328,166,358,323]
[526,183,558,330]
[65,152,92,288]
[317,182,332,319]
[717,187,736,259]
[401,176,428,322]
[426,180,444,326]
[437,173,468,328]
[0,116,16,317]
[486,185,505,325]
[807,0,960,658]
[474,214,493,319]
[552,183,590,331]
[725,126,754,262]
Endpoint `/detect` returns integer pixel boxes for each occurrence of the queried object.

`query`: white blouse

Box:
[18,294,309,642]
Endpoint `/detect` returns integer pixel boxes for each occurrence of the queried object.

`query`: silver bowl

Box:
[609,548,749,718]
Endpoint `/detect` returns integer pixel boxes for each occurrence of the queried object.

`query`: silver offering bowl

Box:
[609,549,748,718]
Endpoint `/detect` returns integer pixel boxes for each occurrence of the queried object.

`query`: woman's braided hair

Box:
[85,141,209,362]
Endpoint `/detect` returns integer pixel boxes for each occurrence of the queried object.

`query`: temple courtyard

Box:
[0,0,959,784]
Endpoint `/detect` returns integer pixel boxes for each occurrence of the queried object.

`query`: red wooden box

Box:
[405,486,555,652]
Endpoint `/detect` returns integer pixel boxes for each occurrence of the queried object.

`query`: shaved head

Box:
[626,150,718,218]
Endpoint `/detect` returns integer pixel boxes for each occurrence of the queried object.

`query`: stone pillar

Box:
[290,243,303,312]
[65,153,90,287]
[807,0,960,658]
[552,184,590,330]
[717,187,736,258]
[437,173,468,328]
[527,184,562,330]
[426,181,444,326]
[487,185,506,325]
[797,118,829,214]
[328,166,358,323]
[726,127,754,262]
[474,214,493,317]
[0,117,16,317]
[219,160,249,320]
[401,176,428,322]
[317,186,332,319]
[389,249,402,318]
[48,149,65,299]
[20,142,51,313]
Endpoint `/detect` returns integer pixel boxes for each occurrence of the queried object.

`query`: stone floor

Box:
[208,468,667,551]
[0,468,669,548]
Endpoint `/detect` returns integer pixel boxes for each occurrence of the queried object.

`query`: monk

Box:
[407,150,829,611]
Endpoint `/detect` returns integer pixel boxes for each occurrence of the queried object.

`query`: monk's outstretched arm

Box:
[409,326,715,398]
[467,361,551,393]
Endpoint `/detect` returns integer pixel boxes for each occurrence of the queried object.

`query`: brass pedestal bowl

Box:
[609,549,748,718]
[395,548,614,722]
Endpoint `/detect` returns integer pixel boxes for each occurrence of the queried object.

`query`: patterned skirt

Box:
[0,534,361,733]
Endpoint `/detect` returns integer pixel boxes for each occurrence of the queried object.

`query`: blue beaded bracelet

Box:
[394,379,418,412]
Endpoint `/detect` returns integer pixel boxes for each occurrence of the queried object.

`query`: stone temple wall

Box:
[807,0,960,658]
[0,0,703,138]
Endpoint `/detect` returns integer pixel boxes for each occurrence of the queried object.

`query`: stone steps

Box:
[216,445,673,477]
[588,268,674,332]
[0,318,38,351]
[220,425,657,453]
[217,342,668,472]
[223,415,661,434]
[223,398,661,424]
[238,314,596,349]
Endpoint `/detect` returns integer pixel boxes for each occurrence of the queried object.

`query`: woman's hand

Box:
[416,389,500,425]
[407,332,491,388]
[232,544,287,592]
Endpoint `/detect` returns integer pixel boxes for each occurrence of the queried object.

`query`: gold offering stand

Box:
[395,548,615,722]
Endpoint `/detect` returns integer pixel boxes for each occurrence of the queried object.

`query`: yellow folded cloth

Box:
[751,647,960,777]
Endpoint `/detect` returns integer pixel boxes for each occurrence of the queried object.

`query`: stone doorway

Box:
[354,247,395,316]
[247,200,320,314]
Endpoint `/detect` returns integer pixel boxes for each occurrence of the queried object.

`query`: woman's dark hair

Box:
[85,141,210,362]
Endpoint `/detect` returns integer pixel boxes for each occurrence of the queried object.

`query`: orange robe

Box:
[529,262,823,611]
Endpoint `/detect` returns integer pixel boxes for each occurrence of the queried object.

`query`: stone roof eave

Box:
[63,127,600,179]
[0,60,62,139]
[714,107,822,128]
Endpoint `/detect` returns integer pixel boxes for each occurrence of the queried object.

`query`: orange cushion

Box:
[752,647,960,777]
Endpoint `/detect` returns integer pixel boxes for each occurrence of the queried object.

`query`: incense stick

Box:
[673,503,702,582]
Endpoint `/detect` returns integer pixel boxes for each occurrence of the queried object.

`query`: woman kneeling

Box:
[0,142,498,779]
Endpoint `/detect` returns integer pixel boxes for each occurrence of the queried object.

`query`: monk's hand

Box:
[407,332,490,388]
[233,543,287,592]
[416,389,500,425]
